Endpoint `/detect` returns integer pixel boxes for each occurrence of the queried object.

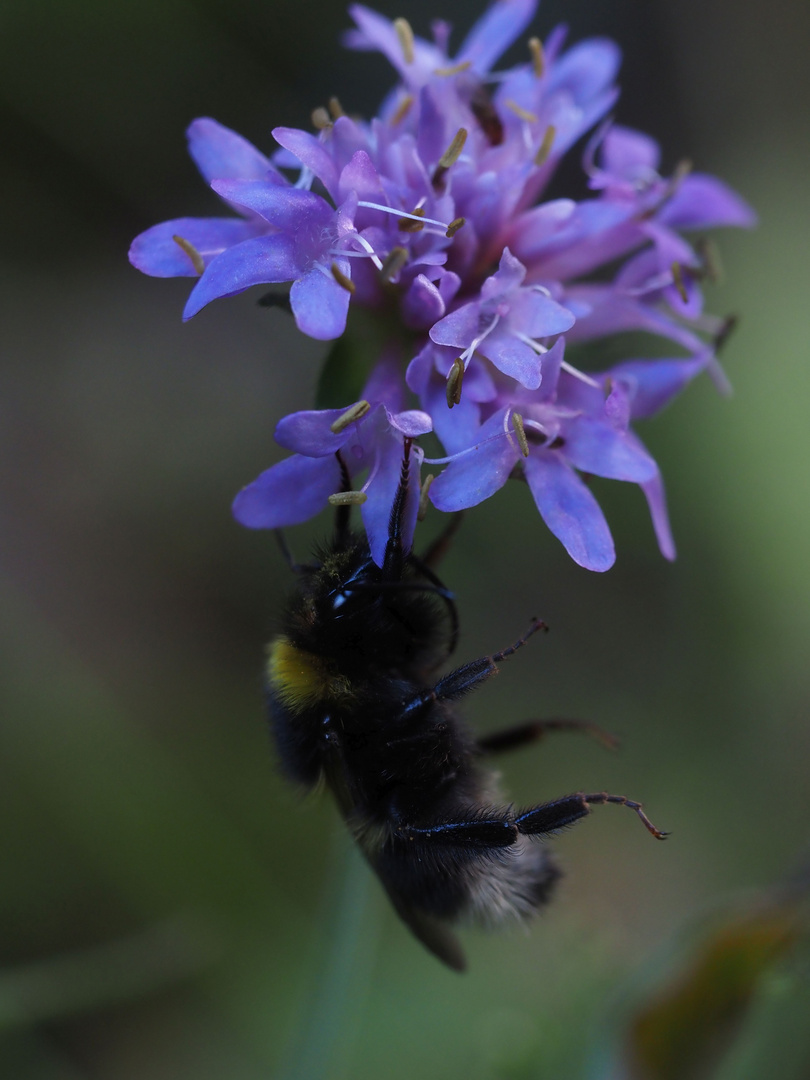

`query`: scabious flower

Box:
[130,0,754,569]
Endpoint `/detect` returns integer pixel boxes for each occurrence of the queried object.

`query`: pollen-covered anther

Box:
[328,97,345,119]
[418,474,435,521]
[528,36,545,77]
[446,358,464,409]
[394,17,415,64]
[380,246,409,282]
[399,207,426,233]
[331,263,355,293]
[534,125,556,167]
[330,399,371,434]
[505,99,538,124]
[714,313,739,353]
[434,61,472,76]
[328,490,368,506]
[511,412,530,458]
[311,107,332,130]
[670,261,689,303]
[172,234,205,275]
[445,217,465,239]
[432,128,468,188]
[390,94,414,126]
[697,236,723,284]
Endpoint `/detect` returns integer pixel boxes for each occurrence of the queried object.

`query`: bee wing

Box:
[381,881,467,972]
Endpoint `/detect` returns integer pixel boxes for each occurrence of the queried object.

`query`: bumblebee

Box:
[266,440,666,971]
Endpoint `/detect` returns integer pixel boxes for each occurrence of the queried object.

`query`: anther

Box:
[446,359,464,408]
[380,246,409,283]
[418,474,435,521]
[534,125,556,167]
[434,61,472,76]
[505,100,538,124]
[311,107,332,130]
[330,400,370,434]
[438,128,468,170]
[432,128,467,188]
[399,206,426,233]
[713,313,738,353]
[445,217,465,238]
[697,236,723,284]
[328,491,368,507]
[391,95,414,126]
[511,412,530,458]
[172,235,204,276]
[528,36,545,77]
[330,263,355,293]
[328,97,345,119]
[394,17,415,65]
[670,262,689,303]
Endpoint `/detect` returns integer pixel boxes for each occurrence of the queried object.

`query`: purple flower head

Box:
[130,2,754,570]
[233,356,431,566]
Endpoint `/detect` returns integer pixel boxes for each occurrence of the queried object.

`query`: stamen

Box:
[399,206,426,233]
[311,107,332,130]
[459,313,500,368]
[445,217,465,238]
[513,331,548,355]
[328,97,345,119]
[342,232,384,271]
[434,60,472,76]
[357,200,451,233]
[670,262,689,303]
[330,263,355,293]
[380,246,409,282]
[328,490,368,507]
[391,94,414,126]
[437,128,468,170]
[528,36,545,77]
[394,17,415,65]
[560,359,600,388]
[511,412,530,458]
[534,125,556,167]
[505,99,538,124]
[330,400,370,433]
[418,474,435,520]
[172,235,204,275]
[446,358,465,408]
[713,313,738,353]
[697,236,723,284]
[432,128,468,188]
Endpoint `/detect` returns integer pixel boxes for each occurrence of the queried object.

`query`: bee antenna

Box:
[382,438,414,580]
[333,450,353,551]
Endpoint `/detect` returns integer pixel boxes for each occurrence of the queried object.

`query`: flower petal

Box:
[232,454,341,528]
[430,411,517,511]
[183,234,298,319]
[290,265,352,340]
[209,182,331,230]
[187,118,276,182]
[128,217,263,278]
[273,127,340,199]
[563,417,658,481]
[524,452,615,571]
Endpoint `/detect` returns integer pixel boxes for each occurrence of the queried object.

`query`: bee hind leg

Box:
[515,793,669,841]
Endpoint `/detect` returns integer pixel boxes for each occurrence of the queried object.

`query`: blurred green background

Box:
[1,0,809,1077]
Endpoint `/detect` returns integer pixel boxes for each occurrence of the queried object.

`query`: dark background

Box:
[1,1,809,1077]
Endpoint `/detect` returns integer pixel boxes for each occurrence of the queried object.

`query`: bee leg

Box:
[479,718,619,755]
[382,438,414,580]
[394,816,518,849]
[403,618,548,716]
[515,793,669,841]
